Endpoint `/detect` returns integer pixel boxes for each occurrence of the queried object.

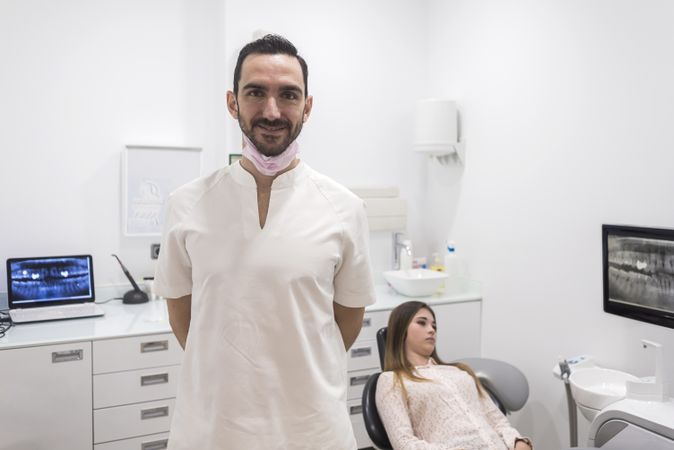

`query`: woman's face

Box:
[404,308,437,361]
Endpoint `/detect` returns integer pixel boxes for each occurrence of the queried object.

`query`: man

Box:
[154,34,376,450]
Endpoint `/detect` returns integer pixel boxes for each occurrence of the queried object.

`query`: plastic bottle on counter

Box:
[444,240,466,278]
[429,252,444,272]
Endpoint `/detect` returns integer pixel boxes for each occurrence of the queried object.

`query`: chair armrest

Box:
[455,357,529,412]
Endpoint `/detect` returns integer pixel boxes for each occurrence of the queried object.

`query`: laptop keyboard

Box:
[10,303,104,323]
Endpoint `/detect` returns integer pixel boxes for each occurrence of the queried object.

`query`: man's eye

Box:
[247,90,263,97]
[281,92,299,100]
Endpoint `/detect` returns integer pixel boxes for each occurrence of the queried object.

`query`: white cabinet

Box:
[0,331,182,450]
[348,309,387,449]
[0,341,93,450]
[93,333,182,449]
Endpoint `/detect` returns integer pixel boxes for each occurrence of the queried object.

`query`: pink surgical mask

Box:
[241,135,299,177]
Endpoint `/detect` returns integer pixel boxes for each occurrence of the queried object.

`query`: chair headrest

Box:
[456,357,530,412]
[376,327,387,370]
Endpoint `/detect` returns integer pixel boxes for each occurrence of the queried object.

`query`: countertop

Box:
[0,279,481,350]
[369,278,481,312]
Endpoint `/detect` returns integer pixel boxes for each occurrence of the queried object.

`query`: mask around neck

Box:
[241,135,299,177]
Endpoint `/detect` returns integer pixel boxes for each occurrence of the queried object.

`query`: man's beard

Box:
[239,118,303,157]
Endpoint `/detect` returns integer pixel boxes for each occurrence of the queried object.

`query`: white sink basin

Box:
[383,269,448,297]
[569,367,639,415]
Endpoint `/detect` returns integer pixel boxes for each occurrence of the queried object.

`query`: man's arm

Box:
[167,295,192,349]
[333,302,365,351]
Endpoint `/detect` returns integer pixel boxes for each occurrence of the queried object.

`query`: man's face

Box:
[227,53,313,157]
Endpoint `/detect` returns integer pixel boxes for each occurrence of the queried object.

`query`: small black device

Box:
[602,224,674,329]
[111,254,149,304]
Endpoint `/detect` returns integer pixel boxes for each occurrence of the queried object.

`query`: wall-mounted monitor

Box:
[603,224,674,329]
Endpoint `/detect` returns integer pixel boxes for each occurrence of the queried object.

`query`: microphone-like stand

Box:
[112,254,149,304]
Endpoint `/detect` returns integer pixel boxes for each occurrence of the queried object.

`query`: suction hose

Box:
[559,359,578,447]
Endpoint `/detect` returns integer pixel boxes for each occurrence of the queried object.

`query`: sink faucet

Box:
[393,232,412,270]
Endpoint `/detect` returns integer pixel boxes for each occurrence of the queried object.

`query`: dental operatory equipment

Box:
[111,254,149,304]
[558,357,579,447]
[625,339,666,402]
[555,341,674,449]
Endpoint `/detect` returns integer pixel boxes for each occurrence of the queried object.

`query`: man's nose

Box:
[262,96,281,120]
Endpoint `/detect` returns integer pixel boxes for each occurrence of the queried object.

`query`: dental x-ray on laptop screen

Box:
[603,224,674,330]
[6,254,103,323]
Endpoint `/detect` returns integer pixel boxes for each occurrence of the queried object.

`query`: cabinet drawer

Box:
[94,333,182,374]
[357,310,388,343]
[94,365,181,409]
[94,399,175,444]
[347,368,379,401]
[347,399,374,449]
[347,339,379,371]
[94,432,169,450]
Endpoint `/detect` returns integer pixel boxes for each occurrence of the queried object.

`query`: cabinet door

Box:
[433,301,481,361]
[0,342,93,450]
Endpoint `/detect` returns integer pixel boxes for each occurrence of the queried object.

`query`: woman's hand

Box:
[514,439,532,450]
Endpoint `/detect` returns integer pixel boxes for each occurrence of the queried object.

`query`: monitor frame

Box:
[602,224,674,329]
[6,254,95,309]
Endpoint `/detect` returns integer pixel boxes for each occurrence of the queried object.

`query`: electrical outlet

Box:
[151,243,161,259]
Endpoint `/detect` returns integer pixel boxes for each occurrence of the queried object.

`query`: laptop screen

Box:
[6,255,95,308]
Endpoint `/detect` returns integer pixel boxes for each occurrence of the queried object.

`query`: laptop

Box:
[6,254,104,324]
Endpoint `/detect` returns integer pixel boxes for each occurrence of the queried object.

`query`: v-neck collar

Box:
[230,160,309,190]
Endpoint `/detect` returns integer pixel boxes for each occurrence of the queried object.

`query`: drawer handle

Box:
[141,438,168,450]
[361,317,372,327]
[52,349,83,363]
[140,340,169,353]
[350,405,363,415]
[350,347,372,358]
[141,373,169,386]
[141,406,169,420]
[350,375,370,386]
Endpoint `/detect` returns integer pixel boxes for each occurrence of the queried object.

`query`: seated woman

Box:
[376,300,533,450]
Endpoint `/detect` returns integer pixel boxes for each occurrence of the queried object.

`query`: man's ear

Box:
[226,91,239,119]
[303,95,313,123]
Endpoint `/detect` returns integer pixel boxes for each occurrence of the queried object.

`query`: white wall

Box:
[426,1,674,448]
[0,0,224,302]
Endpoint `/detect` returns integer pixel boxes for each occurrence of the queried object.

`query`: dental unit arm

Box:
[558,357,579,447]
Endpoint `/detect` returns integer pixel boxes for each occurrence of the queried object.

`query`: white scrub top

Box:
[154,161,376,450]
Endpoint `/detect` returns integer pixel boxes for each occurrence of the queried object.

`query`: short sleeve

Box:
[333,199,376,308]
[154,193,193,299]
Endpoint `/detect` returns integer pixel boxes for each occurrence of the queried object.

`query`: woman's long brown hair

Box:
[383,301,485,403]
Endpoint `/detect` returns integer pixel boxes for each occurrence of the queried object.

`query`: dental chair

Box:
[361,327,530,450]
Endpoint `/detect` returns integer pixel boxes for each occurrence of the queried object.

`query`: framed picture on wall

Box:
[229,153,242,165]
[603,224,674,329]
[122,145,202,236]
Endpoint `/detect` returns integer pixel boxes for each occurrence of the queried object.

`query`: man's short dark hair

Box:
[233,34,309,98]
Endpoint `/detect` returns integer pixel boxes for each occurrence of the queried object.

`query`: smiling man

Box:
[154,35,376,450]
